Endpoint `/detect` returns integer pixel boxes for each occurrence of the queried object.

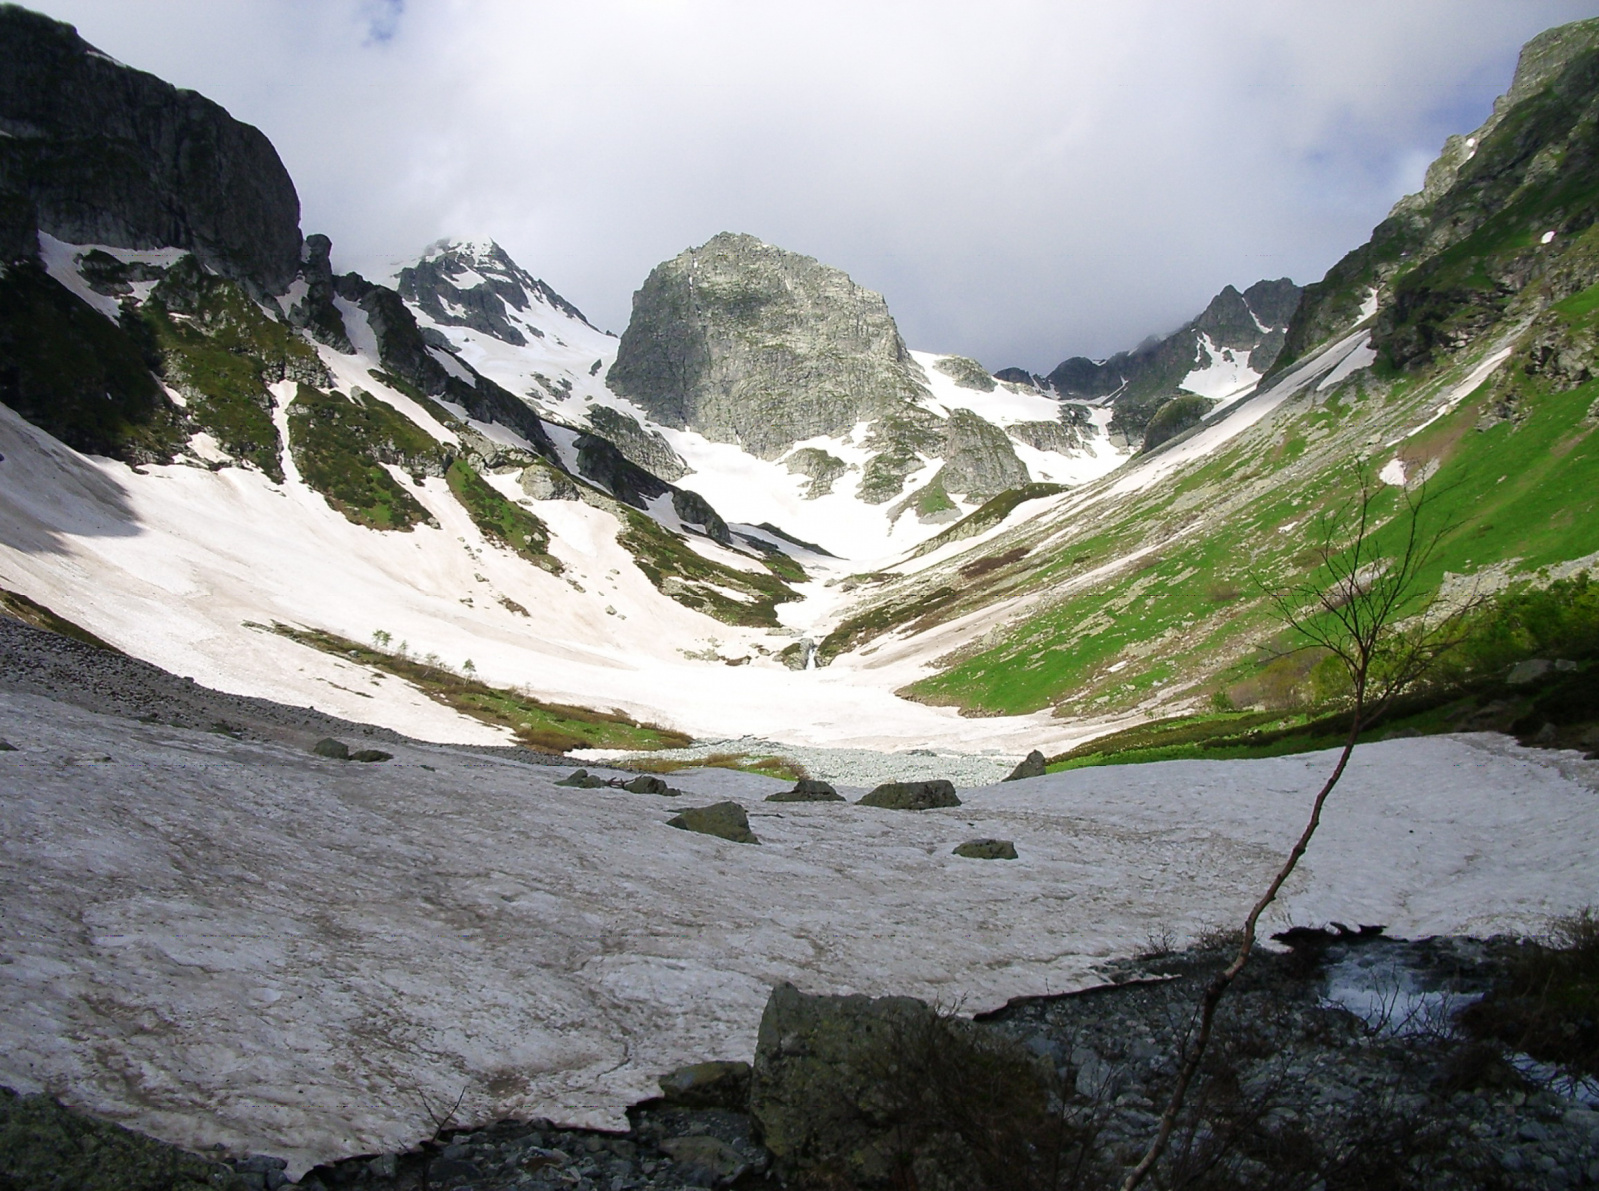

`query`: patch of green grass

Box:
[273,624,692,753]
[912,483,1065,557]
[818,584,960,664]
[617,508,798,627]
[629,751,809,781]
[446,458,559,570]
[0,587,119,651]
[286,385,438,530]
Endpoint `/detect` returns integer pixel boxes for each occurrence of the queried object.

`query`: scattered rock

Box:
[555,768,608,788]
[624,774,681,796]
[667,800,759,844]
[766,778,843,802]
[658,1061,752,1111]
[348,748,391,763]
[953,838,1018,860]
[310,737,349,760]
[0,740,14,751]
[658,1134,748,1182]
[858,779,961,810]
[1507,658,1556,685]
[1004,750,1047,781]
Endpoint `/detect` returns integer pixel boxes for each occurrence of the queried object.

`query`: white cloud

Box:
[25,0,1599,368]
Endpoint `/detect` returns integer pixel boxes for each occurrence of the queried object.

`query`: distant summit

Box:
[396,238,595,346]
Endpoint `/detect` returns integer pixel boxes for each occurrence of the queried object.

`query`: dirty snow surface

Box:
[2,690,1595,1176]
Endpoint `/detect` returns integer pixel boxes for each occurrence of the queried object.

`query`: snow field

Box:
[1,695,1593,1177]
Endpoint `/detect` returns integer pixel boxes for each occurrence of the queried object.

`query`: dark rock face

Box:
[584,404,688,481]
[286,234,352,352]
[1003,749,1046,781]
[669,488,731,545]
[858,779,961,810]
[0,6,301,292]
[395,239,593,346]
[607,232,930,459]
[667,800,759,843]
[573,432,672,508]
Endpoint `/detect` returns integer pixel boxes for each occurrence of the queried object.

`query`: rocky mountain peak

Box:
[606,232,930,459]
[0,4,303,292]
[395,237,594,346]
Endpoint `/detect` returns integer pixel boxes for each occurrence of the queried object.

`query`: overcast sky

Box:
[27,0,1599,369]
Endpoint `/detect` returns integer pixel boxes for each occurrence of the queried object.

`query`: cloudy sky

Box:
[28,0,1599,369]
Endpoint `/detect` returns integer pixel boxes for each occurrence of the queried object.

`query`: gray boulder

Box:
[518,461,581,502]
[348,748,391,763]
[858,780,961,810]
[667,800,759,843]
[932,355,996,391]
[623,774,681,796]
[657,1060,752,1110]
[784,447,849,499]
[766,778,843,803]
[953,839,1018,860]
[1004,750,1047,781]
[555,768,608,788]
[607,232,932,460]
[310,737,349,760]
[750,982,1049,1189]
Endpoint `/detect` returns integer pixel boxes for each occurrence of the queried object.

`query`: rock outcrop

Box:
[584,404,689,481]
[666,800,759,843]
[857,779,961,810]
[607,233,931,460]
[395,239,594,346]
[0,6,302,292]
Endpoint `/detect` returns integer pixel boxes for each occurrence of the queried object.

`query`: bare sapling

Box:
[1120,463,1478,1191]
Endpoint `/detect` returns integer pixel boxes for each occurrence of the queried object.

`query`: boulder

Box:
[953,839,1018,860]
[1004,750,1047,781]
[623,774,680,796]
[858,780,961,810]
[750,982,1049,1189]
[310,737,349,760]
[766,778,843,803]
[518,462,581,502]
[668,800,759,844]
[657,1135,748,1183]
[657,1060,752,1110]
[348,748,392,763]
[554,768,608,788]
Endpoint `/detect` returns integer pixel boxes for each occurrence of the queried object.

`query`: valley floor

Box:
[0,643,1594,1177]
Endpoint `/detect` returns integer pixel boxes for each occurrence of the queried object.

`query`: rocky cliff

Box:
[396,239,594,347]
[0,5,302,292]
[606,232,931,459]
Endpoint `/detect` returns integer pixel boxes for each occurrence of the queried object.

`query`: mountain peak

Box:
[395,237,593,344]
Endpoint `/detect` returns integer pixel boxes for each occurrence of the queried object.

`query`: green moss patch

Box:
[286,384,437,530]
[616,509,797,626]
[273,624,692,753]
[0,587,119,651]
[446,458,559,570]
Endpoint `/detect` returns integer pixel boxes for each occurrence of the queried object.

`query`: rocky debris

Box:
[0,7,303,293]
[952,838,1017,860]
[0,1086,248,1190]
[667,800,759,844]
[932,355,996,391]
[765,778,843,803]
[657,1060,752,1110]
[555,768,609,788]
[517,460,581,502]
[395,239,593,346]
[858,779,961,810]
[783,447,849,499]
[585,405,690,482]
[607,232,931,460]
[1003,749,1047,781]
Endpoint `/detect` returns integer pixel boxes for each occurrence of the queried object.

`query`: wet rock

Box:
[953,838,1017,860]
[858,779,961,810]
[659,1060,752,1110]
[668,800,759,844]
[310,737,349,760]
[1004,750,1047,781]
[766,778,843,802]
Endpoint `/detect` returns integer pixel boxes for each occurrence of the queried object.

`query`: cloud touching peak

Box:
[24,0,1599,370]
